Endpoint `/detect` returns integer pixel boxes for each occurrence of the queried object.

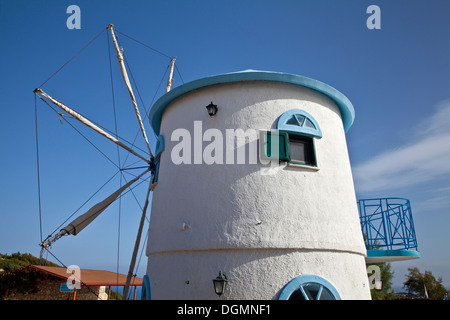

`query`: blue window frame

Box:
[278,275,341,300]
[277,109,322,139]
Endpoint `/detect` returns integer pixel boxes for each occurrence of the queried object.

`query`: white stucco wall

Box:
[148,249,369,300]
[146,80,370,300]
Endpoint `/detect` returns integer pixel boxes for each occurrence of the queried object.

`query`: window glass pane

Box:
[304,118,316,129]
[302,283,321,300]
[295,115,305,126]
[289,140,307,163]
[319,287,336,300]
[288,288,306,300]
[286,116,299,126]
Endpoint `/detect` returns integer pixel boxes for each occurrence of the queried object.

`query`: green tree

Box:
[367,262,396,300]
[403,267,448,300]
[0,252,59,273]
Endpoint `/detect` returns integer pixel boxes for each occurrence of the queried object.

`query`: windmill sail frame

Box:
[35,23,175,299]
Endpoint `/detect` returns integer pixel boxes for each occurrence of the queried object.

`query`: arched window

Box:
[277,109,322,138]
[278,275,341,300]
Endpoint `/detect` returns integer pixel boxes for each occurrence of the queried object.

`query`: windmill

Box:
[34,24,420,301]
[34,24,176,299]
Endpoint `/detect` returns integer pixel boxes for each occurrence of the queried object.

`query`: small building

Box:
[0,265,142,300]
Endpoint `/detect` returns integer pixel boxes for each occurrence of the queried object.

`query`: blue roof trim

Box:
[367,249,421,259]
[149,70,355,135]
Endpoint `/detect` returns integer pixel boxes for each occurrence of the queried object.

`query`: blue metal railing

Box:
[358,198,418,251]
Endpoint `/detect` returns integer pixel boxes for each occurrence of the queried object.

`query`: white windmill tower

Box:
[143,70,371,300]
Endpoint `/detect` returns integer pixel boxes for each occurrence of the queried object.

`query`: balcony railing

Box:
[358,198,418,251]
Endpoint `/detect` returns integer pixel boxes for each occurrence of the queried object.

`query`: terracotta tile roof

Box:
[29,265,142,286]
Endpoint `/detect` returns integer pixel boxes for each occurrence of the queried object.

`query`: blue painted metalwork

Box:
[358,198,418,251]
[366,249,420,259]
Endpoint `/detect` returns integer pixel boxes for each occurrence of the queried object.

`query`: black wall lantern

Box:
[206,101,218,117]
[212,271,228,296]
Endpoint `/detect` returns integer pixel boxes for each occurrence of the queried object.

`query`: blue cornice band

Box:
[149,70,355,135]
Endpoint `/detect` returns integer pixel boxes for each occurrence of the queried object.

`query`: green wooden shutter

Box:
[260,131,290,161]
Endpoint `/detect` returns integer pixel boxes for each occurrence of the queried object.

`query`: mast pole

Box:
[165,57,176,93]
[34,88,150,164]
[107,24,153,158]
[123,181,157,299]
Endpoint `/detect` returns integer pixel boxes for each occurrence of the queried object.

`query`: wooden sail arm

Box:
[107,24,154,158]
[166,57,176,93]
[34,88,150,164]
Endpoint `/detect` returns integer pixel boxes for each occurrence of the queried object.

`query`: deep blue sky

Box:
[1,0,450,292]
